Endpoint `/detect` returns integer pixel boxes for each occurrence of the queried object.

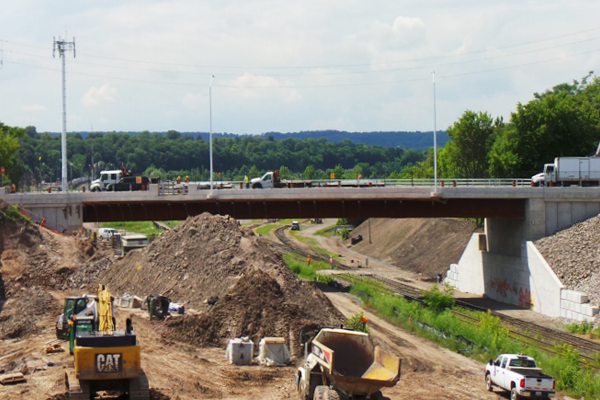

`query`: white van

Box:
[90,170,123,192]
[98,228,120,241]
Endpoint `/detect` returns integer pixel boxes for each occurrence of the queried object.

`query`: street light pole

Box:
[432,71,438,191]
[209,75,214,194]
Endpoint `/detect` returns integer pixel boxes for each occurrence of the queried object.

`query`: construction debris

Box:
[0,372,26,385]
[44,340,64,354]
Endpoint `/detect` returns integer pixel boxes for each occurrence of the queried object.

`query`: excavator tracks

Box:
[129,370,150,400]
[65,372,90,400]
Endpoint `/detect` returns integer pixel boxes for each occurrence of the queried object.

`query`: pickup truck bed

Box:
[508,368,552,379]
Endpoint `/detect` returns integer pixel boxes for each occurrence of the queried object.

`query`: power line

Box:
[1,25,600,71]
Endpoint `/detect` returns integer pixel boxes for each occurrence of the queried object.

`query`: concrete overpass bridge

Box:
[2,184,600,321]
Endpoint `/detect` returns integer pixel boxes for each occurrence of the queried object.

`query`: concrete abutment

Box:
[447,198,600,321]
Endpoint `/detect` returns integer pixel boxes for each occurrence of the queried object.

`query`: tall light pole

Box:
[209,75,214,194]
[432,70,438,191]
[53,36,76,192]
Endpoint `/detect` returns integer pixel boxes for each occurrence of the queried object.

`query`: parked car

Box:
[291,221,300,231]
[98,228,120,241]
[485,354,555,400]
[106,176,151,192]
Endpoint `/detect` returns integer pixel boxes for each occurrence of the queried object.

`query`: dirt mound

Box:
[99,213,343,350]
[347,218,478,276]
[535,215,600,304]
[164,268,338,348]
[0,285,61,339]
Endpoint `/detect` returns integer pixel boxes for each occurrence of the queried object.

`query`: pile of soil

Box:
[347,218,478,276]
[99,213,344,350]
[0,285,60,339]
[0,199,95,338]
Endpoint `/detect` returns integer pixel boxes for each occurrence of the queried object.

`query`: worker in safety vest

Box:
[244,175,249,189]
[307,254,311,267]
[185,176,189,184]
[176,176,181,184]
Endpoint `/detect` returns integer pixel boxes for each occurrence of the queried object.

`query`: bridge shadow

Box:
[455,296,526,312]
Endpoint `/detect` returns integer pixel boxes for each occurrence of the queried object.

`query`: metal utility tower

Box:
[53,36,76,192]
[209,75,214,194]
[432,70,438,191]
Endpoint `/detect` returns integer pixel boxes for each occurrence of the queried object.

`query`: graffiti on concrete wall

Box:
[490,278,517,297]
[519,287,532,308]
[489,278,533,309]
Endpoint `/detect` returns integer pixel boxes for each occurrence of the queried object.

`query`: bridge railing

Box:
[310,178,532,188]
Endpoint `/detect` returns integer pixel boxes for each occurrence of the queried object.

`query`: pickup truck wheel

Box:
[252,183,262,189]
[510,387,521,400]
[485,374,493,392]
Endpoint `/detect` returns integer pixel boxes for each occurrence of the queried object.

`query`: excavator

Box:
[65,284,149,400]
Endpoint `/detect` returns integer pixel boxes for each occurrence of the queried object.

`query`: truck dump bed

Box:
[312,329,400,396]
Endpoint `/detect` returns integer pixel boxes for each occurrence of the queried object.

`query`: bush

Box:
[346,312,369,333]
[422,283,455,312]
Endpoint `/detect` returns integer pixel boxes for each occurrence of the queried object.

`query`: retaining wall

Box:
[446,234,598,321]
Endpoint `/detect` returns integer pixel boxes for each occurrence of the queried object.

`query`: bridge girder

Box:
[82,198,525,222]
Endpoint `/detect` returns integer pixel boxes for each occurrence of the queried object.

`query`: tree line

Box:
[1,72,599,188]
[1,128,427,187]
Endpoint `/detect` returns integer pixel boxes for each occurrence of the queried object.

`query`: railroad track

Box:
[366,275,600,365]
[274,225,352,270]
[274,224,600,365]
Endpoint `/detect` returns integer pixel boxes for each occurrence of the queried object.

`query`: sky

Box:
[1,0,599,135]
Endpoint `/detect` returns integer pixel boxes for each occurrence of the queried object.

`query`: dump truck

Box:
[295,328,401,400]
[65,284,149,400]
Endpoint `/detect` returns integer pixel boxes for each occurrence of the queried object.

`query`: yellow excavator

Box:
[65,284,149,400]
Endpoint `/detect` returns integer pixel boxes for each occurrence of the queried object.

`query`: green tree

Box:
[332,164,344,179]
[303,165,315,180]
[441,111,497,178]
[279,165,291,180]
[248,165,260,179]
[0,123,25,183]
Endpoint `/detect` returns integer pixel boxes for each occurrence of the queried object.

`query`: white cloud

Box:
[21,104,46,113]
[230,73,302,103]
[81,85,118,107]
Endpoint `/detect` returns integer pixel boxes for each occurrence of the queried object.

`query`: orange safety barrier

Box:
[368,182,372,188]
[240,183,243,189]
[47,187,51,193]
[338,181,341,188]
[441,181,444,187]
[530,181,535,187]
[452,181,456,187]
[512,181,516,187]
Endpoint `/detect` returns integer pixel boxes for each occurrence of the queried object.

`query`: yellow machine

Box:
[66,284,149,400]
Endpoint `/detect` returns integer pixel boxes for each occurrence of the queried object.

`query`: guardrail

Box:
[187,178,533,189]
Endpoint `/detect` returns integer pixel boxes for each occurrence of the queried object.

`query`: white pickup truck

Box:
[485,354,555,399]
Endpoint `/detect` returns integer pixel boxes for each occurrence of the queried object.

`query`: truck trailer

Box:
[531,157,600,186]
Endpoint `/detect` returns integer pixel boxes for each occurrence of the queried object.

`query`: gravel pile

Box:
[534,215,600,304]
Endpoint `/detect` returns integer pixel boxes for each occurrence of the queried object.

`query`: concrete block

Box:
[450,264,458,272]
[581,304,599,317]
[573,292,588,304]
[561,300,568,309]
[561,290,568,300]
[566,310,574,320]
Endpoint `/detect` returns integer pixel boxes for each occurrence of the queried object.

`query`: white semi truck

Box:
[532,157,600,186]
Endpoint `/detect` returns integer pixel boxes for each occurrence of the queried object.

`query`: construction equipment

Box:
[147,294,170,320]
[65,284,149,400]
[56,295,97,340]
[295,328,401,400]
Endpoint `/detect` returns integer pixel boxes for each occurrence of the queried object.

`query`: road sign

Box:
[1,167,4,175]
